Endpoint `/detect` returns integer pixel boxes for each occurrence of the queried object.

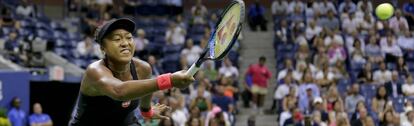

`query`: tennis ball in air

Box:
[375,3,394,20]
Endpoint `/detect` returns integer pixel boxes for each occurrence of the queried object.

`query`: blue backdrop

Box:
[0,71,30,114]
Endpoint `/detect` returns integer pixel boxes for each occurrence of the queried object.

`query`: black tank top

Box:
[69,60,141,126]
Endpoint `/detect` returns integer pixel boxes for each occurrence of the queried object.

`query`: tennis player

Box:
[69,18,195,126]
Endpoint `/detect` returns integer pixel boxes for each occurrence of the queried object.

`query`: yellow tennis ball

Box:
[375,3,394,20]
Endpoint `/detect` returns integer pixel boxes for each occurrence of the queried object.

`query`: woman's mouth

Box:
[120,49,130,54]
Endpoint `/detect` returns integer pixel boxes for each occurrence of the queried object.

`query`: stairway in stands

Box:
[235,24,278,126]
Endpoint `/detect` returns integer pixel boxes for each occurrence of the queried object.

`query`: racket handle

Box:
[186,63,200,76]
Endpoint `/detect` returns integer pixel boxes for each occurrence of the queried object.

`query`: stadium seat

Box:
[392,96,405,113]
[360,84,376,100]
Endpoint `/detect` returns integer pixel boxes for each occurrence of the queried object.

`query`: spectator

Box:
[271,0,288,18]
[76,35,102,59]
[389,9,409,34]
[275,19,290,43]
[134,29,149,57]
[365,36,383,63]
[324,30,344,46]
[287,6,305,23]
[317,0,337,16]
[29,103,52,126]
[202,61,218,81]
[282,108,304,126]
[397,30,414,51]
[339,0,357,14]
[304,0,319,18]
[273,75,298,112]
[190,0,208,19]
[180,39,203,66]
[403,75,414,97]
[384,71,403,98]
[246,56,271,114]
[298,69,320,112]
[350,107,371,126]
[317,10,340,30]
[190,85,212,114]
[396,57,410,78]
[212,84,234,117]
[287,0,304,14]
[305,20,322,41]
[379,105,398,126]
[16,0,36,17]
[341,13,361,34]
[1,8,21,29]
[277,59,295,81]
[373,62,392,84]
[311,111,328,126]
[205,106,230,126]
[147,55,163,78]
[4,31,27,65]
[346,31,365,54]
[324,87,342,112]
[315,63,334,88]
[381,35,403,62]
[8,97,26,126]
[356,0,373,13]
[191,7,206,25]
[170,97,188,126]
[371,86,388,114]
[248,1,267,31]
[402,107,414,126]
[360,13,375,34]
[218,58,239,79]
[345,83,365,114]
[327,41,346,65]
[312,97,329,122]
[166,21,186,45]
[335,114,351,126]
[332,61,348,79]
[280,87,298,126]
[186,116,202,126]
[403,0,414,30]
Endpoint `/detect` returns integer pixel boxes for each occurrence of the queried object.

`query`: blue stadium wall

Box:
[0,71,80,126]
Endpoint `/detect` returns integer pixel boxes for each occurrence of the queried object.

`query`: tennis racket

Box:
[186,0,245,76]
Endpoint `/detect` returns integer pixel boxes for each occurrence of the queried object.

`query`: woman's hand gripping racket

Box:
[186,0,245,76]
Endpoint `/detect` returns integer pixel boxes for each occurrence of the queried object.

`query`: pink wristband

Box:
[157,73,172,90]
[141,108,154,118]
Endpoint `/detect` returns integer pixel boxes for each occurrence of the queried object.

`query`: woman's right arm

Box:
[85,66,194,101]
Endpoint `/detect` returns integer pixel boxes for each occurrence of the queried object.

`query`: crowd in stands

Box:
[0,0,246,126]
[271,0,414,126]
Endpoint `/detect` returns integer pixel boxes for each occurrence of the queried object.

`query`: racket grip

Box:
[186,63,200,76]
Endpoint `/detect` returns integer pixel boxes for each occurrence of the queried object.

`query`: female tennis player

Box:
[69,18,195,126]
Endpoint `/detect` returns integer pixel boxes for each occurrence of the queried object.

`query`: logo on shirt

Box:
[122,101,131,108]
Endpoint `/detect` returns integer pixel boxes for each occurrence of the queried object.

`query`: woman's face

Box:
[385,112,394,122]
[357,101,365,110]
[398,57,404,65]
[379,87,386,97]
[191,118,200,126]
[102,29,135,63]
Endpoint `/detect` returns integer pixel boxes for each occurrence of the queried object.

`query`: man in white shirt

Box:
[277,59,295,81]
[373,62,392,84]
[180,39,203,65]
[166,22,186,45]
[341,13,362,34]
[134,29,149,52]
[287,0,304,14]
[381,36,403,57]
[170,97,188,126]
[16,0,35,17]
[76,36,102,59]
[305,20,322,41]
[219,58,239,79]
[389,10,409,34]
[398,30,414,51]
[191,0,208,17]
[317,0,337,16]
[271,0,288,17]
[324,31,344,46]
[339,0,357,14]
